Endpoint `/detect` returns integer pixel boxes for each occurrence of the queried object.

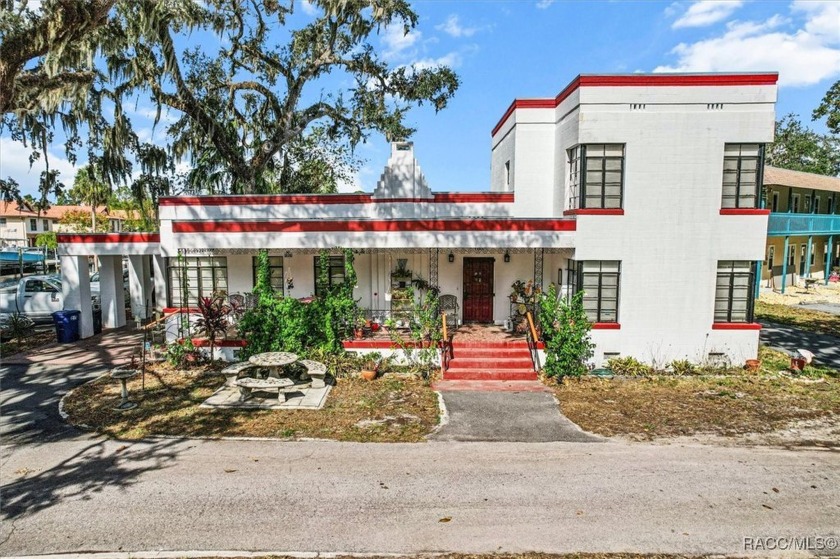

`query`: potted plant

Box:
[354,317,367,339]
[360,351,383,380]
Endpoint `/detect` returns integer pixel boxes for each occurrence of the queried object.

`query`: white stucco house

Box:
[57,72,778,368]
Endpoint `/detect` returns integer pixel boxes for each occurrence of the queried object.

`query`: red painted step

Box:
[442,340,538,381]
[444,369,539,381]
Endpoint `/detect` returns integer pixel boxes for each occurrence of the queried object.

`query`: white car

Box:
[90,269,130,302]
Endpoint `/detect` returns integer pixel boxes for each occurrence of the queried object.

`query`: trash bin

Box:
[92,307,102,335]
[52,310,81,343]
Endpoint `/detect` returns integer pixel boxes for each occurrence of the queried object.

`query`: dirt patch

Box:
[553,375,840,444]
[1,329,56,357]
[62,363,440,442]
[760,282,840,306]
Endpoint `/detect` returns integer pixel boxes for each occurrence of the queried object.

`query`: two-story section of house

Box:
[762,166,840,291]
[491,73,777,365]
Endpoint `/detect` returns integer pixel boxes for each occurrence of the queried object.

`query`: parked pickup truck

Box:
[0,275,64,324]
[0,275,100,325]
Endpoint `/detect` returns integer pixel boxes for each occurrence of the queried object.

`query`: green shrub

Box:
[607,356,654,377]
[669,359,697,376]
[537,286,594,379]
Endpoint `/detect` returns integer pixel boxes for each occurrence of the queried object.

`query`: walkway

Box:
[760,321,840,370]
[2,326,142,367]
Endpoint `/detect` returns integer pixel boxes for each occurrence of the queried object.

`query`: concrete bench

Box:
[299,360,328,388]
[219,361,259,386]
[235,377,296,402]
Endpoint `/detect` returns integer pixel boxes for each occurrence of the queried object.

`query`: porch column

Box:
[827,236,835,285]
[99,255,126,329]
[781,236,789,294]
[128,254,151,321]
[805,235,813,279]
[754,259,762,300]
[152,254,167,312]
[60,255,94,339]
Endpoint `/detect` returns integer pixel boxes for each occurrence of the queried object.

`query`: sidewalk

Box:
[2,327,142,367]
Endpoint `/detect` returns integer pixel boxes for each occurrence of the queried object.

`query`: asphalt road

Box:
[1,358,839,557]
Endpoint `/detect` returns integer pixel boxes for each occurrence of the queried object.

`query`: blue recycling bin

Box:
[52,310,81,343]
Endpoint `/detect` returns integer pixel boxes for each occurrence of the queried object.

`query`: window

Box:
[252,255,284,293]
[42,219,49,231]
[714,261,755,323]
[29,218,37,232]
[829,197,835,214]
[792,194,800,213]
[167,257,228,307]
[110,219,121,233]
[800,245,807,273]
[771,191,779,212]
[570,260,620,323]
[567,144,624,210]
[0,217,6,226]
[804,195,811,213]
[504,160,511,190]
[814,196,821,214]
[767,246,775,270]
[24,279,59,293]
[721,144,764,209]
[788,245,796,268]
[313,255,345,297]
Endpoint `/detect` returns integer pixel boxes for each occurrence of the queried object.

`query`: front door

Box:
[462,257,494,322]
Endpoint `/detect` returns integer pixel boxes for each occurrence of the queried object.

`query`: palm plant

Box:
[195,295,231,362]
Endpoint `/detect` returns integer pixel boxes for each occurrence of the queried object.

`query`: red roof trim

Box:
[159,192,514,207]
[711,322,762,330]
[172,218,576,234]
[563,208,625,216]
[492,73,779,137]
[719,208,772,216]
[57,233,160,244]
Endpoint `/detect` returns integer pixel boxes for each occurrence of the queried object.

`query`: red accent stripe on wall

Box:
[57,233,160,243]
[159,192,515,207]
[172,218,577,234]
[492,73,779,136]
[563,208,625,216]
[719,208,771,216]
[711,323,762,330]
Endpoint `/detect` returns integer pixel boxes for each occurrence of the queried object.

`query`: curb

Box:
[0,552,440,559]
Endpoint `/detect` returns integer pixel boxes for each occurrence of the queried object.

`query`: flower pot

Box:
[354,328,364,339]
[744,359,761,372]
[360,369,377,381]
[790,357,807,371]
[370,322,381,332]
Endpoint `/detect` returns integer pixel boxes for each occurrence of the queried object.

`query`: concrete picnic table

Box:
[248,351,299,379]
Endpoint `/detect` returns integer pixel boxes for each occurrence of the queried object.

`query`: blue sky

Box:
[2,0,839,198]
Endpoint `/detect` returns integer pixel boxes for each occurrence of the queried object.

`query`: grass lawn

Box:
[553,347,840,442]
[63,363,440,442]
[755,300,840,337]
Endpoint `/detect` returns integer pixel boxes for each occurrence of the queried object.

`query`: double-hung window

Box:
[567,144,625,210]
[313,255,345,297]
[252,255,284,294]
[569,260,621,323]
[721,144,764,208]
[714,261,755,323]
[167,256,228,307]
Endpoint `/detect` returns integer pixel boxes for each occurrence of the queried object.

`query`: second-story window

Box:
[721,143,764,209]
[567,144,625,210]
[29,218,37,232]
[42,219,49,231]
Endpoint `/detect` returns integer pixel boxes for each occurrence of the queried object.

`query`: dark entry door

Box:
[463,257,494,322]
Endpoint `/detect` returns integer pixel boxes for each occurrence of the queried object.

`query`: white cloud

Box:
[436,14,478,38]
[382,24,422,60]
[536,0,555,9]
[656,4,840,87]
[300,0,318,16]
[672,0,744,29]
[411,51,464,71]
[0,138,79,199]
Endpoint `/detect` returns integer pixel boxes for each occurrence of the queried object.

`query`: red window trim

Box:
[719,208,771,216]
[592,322,621,330]
[563,209,625,216]
[711,323,762,330]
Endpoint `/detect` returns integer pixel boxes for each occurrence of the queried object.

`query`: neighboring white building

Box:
[57,72,778,368]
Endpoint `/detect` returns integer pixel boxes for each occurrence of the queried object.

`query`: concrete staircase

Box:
[443,341,537,381]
